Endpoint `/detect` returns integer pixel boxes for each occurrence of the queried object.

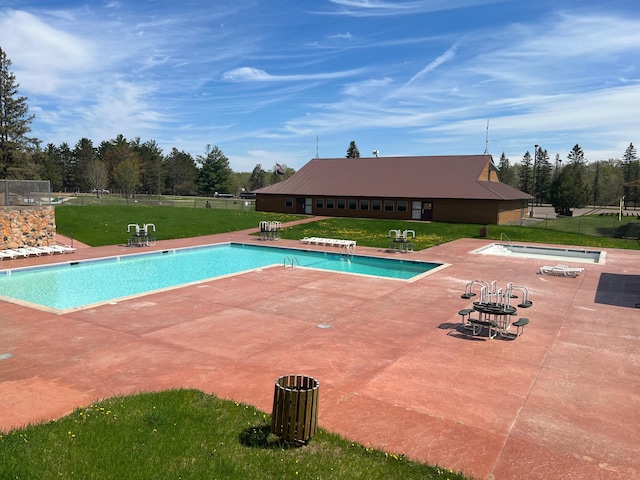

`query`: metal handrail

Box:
[500,233,512,245]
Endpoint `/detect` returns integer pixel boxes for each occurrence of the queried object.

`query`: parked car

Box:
[91,188,110,194]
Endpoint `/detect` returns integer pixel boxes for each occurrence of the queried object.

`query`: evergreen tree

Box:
[58,143,75,192]
[197,145,233,196]
[622,143,638,208]
[165,148,197,195]
[518,151,533,194]
[346,140,360,158]
[41,143,63,191]
[73,138,96,192]
[497,152,516,187]
[549,144,591,215]
[534,147,552,205]
[132,139,164,195]
[248,164,266,190]
[0,47,36,178]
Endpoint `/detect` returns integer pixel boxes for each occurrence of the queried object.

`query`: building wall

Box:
[0,206,56,249]
[257,195,522,224]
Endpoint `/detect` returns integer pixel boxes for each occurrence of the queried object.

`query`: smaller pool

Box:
[473,243,605,264]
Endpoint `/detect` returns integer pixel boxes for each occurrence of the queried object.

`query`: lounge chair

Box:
[55,245,77,253]
[34,246,58,254]
[540,265,584,277]
[21,247,45,256]
[0,250,16,260]
[5,248,30,258]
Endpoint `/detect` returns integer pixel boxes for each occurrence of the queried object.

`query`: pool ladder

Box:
[499,233,513,255]
[283,256,300,268]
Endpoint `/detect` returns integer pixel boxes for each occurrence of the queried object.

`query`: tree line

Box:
[497,143,639,213]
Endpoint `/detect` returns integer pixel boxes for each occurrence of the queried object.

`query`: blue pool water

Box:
[0,243,440,311]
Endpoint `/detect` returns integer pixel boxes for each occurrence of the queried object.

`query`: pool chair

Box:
[4,248,30,258]
[56,245,77,253]
[0,250,17,260]
[539,265,584,278]
[21,247,47,256]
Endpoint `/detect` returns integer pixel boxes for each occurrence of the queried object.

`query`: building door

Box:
[296,197,305,214]
[411,201,422,220]
[421,202,433,221]
[305,197,312,214]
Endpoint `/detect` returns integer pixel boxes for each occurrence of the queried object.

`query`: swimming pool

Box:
[0,243,442,312]
[473,243,605,264]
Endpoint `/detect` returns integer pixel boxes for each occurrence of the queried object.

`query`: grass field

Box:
[55,205,304,246]
[0,390,466,480]
[55,205,640,250]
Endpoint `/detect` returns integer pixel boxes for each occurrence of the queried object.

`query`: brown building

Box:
[255,155,532,225]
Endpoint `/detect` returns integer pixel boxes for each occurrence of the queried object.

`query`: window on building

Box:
[315,198,324,209]
[326,198,335,209]
[337,199,346,209]
[397,201,408,212]
[348,199,357,210]
[384,200,394,212]
[285,197,293,207]
[360,199,369,210]
[372,200,381,211]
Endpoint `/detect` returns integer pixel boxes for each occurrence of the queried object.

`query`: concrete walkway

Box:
[1,225,638,479]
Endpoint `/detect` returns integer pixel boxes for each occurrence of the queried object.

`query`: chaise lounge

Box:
[539,265,584,277]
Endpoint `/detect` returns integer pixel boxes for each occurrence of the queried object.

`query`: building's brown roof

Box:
[256,155,531,200]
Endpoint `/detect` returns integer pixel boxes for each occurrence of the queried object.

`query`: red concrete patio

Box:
[1,224,638,479]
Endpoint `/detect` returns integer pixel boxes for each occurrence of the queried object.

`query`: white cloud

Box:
[0,10,95,94]
[222,66,367,82]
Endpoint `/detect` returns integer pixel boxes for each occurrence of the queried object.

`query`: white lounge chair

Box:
[0,250,16,260]
[540,265,584,277]
[55,245,77,253]
[21,247,45,256]
[5,249,30,258]
[34,246,57,254]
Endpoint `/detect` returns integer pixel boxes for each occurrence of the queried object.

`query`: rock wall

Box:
[0,206,56,249]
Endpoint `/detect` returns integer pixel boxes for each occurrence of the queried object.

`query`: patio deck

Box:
[0,225,638,479]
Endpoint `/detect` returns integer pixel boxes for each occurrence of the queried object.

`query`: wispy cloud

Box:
[325,0,504,17]
[222,67,366,82]
[404,41,461,86]
[1,1,639,169]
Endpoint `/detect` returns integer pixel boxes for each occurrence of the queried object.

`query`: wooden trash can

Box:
[271,374,319,444]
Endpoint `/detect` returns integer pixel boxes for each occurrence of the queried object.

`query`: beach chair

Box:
[5,249,30,258]
[539,265,584,277]
[21,247,45,256]
[0,250,16,260]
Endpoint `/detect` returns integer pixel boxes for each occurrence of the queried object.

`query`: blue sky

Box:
[1,0,639,172]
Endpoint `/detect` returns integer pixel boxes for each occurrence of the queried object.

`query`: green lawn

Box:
[56,205,640,250]
[55,205,305,247]
[0,390,466,480]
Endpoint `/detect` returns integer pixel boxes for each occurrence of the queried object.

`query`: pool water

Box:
[0,243,441,311]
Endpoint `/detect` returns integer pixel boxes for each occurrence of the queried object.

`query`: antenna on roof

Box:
[372,149,379,157]
[315,136,319,158]
[483,119,490,154]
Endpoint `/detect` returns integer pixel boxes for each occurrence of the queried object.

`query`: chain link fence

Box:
[0,180,51,206]
[512,206,640,239]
